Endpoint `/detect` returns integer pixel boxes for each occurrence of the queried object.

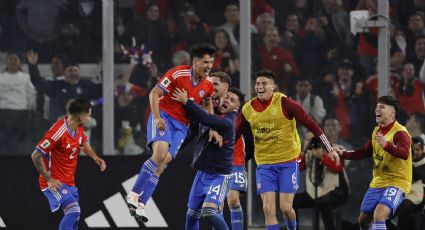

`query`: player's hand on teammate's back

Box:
[94,157,107,171]
[209,130,223,147]
[155,117,167,131]
[171,88,189,104]
[47,178,62,192]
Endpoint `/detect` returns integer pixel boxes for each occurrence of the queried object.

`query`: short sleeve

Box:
[156,69,177,94]
[36,128,61,159]
[81,131,88,145]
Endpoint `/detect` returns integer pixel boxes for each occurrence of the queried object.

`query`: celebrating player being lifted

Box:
[126,42,217,223]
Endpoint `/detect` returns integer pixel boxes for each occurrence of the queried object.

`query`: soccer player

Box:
[211,71,246,229]
[171,87,245,230]
[31,98,106,230]
[126,42,216,223]
[337,96,412,230]
[237,70,340,230]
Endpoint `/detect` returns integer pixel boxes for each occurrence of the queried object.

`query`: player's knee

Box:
[373,211,388,222]
[262,203,275,218]
[227,195,240,206]
[279,203,293,216]
[358,215,370,227]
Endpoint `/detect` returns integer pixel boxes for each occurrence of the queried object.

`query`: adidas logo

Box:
[0,216,6,228]
[84,175,168,228]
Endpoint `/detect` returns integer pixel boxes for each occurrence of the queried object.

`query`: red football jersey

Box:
[233,136,245,166]
[157,65,214,125]
[35,117,88,190]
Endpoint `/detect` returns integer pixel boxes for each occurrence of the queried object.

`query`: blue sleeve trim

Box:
[36,147,49,160]
[157,84,169,94]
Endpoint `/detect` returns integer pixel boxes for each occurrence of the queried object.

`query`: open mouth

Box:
[257,91,265,97]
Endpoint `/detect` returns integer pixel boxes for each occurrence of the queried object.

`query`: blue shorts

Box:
[42,184,79,212]
[147,110,188,158]
[187,171,232,210]
[360,186,405,217]
[256,161,299,195]
[229,166,247,193]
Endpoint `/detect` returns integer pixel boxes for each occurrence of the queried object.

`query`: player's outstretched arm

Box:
[31,149,62,192]
[81,143,106,171]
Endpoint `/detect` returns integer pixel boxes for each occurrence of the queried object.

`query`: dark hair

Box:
[228,87,245,105]
[211,71,232,86]
[255,69,276,81]
[378,95,399,112]
[51,54,65,64]
[212,29,236,55]
[412,136,424,148]
[68,98,91,115]
[63,60,80,69]
[308,137,322,149]
[5,52,22,72]
[189,42,216,61]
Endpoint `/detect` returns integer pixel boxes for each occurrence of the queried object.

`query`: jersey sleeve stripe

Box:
[171,70,190,79]
[51,124,66,141]
[319,133,334,152]
[52,126,67,141]
[36,147,49,159]
[157,84,169,93]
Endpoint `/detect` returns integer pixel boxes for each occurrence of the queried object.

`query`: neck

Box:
[265,44,275,51]
[381,119,395,127]
[299,94,308,101]
[7,70,19,74]
[328,134,338,144]
[67,116,79,131]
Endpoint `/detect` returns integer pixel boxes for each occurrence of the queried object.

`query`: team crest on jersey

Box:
[159,131,165,136]
[199,90,205,98]
[160,77,171,88]
[66,144,71,148]
[41,140,51,149]
[270,107,277,115]
[62,189,68,195]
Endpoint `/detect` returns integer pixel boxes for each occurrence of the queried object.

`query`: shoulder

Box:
[166,65,191,79]
[47,119,67,140]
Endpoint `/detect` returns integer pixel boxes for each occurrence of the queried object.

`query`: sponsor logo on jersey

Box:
[160,77,171,88]
[41,140,51,149]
